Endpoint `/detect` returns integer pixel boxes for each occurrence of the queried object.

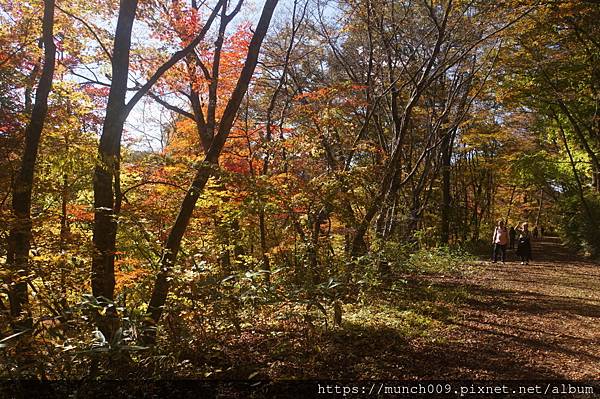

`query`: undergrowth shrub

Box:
[456,239,490,257]
[404,246,473,274]
[557,192,600,258]
[366,238,473,275]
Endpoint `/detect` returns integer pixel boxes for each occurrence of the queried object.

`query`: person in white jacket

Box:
[492,220,509,263]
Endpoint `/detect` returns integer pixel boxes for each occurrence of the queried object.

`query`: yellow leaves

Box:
[269,172,290,186]
[268,243,287,256]
[353,140,382,155]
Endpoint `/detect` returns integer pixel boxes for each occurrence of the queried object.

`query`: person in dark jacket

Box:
[509,226,516,250]
[515,222,532,264]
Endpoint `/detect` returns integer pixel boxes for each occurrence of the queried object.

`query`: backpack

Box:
[519,232,529,244]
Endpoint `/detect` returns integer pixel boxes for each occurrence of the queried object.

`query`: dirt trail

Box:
[403,237,600,379]
[217,238,600,381]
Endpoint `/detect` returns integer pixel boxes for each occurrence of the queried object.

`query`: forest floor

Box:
[215,237,600,380]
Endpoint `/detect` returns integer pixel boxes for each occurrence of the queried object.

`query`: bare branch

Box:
[56,4,112,61]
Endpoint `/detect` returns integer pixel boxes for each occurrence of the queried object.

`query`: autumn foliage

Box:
[1,0,599,384]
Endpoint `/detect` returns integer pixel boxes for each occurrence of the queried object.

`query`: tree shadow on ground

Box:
[310,238,600,379]
[211,240,598,380]
[312,319,565,379]
[459,284,600,318]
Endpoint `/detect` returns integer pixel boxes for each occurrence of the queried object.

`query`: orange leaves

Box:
[115,261,149,290]
[295,82,367,109]
[222,24,253,69]
[165,117,202,157]
[195,23,253,95]
[155,16,253,106]
[82,85,110,98]
[0,49,14,68]
[220,124,262,175]
[68,204,94,223]
[221,155,252,175]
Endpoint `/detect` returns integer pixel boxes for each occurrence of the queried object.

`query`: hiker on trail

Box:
[509,226,516,250]
[492,220,509,263]
[516,222,532,265]
[533,226,539,239]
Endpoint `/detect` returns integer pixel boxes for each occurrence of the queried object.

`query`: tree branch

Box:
[56,4,112,61]
[124,0,226,116]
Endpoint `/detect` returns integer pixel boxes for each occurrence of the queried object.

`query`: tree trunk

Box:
[59,172,69,310]
[143,0,279,343]
[7,0,56,331]
[504,185,517,223]
[258,209,270,272]
[557,99,600,192]
[534,188,543,228]
[555,113,595,222]
[91,0,137,310]
[440,130,454,244]
[90,0,223,340]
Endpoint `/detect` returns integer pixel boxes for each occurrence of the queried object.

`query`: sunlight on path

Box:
[440,238,600,379]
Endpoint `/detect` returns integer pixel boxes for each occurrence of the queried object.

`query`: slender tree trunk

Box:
[59,172,69,310]
[7,0,56,331]
[534,189,543,228]
[145,164,212,325]
[440,130,455,244]
[555,113,595,221]
[90,0,222,340]
[258,210,269,272]
[472,182,482,240]
[143,0,279,343]
[462,183,469,241]
[218,218,232,272]
[307,213,319,283]
[557,99,600,192]
[505,185,517,222]
[91,0,137,312]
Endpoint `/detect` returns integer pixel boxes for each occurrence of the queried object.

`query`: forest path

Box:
[399,237,600,379]
[223,238,600,380]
